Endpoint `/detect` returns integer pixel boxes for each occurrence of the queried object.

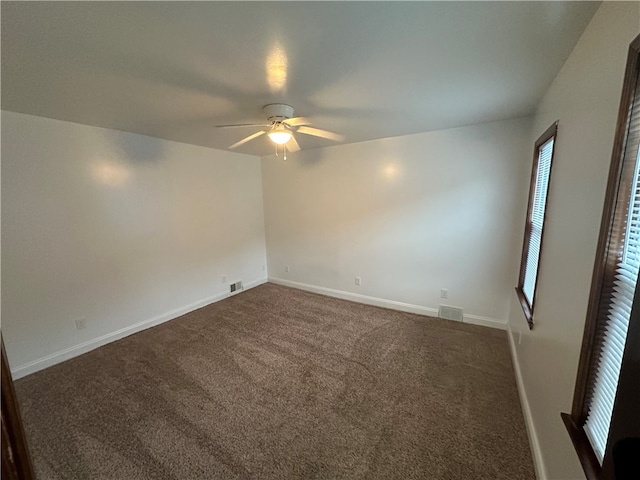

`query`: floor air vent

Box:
[230,281,243,293]
[438,305,464,322]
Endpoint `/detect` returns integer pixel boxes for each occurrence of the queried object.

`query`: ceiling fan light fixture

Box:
[220,104,342,151]
[268,126,292,145]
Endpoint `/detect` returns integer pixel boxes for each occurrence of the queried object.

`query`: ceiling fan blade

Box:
[283,117,310,127]
[229,130,265,149]
[216,123,270,128]
[287,134,301,152]
[297,126,344,142]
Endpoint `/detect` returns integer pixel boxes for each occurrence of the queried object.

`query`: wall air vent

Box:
[438,305,464,322]
[230,281,243,294]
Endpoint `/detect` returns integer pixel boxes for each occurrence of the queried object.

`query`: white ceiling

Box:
[2,1,600,156]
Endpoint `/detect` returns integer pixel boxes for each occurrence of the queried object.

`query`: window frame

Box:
[515,122,559,329]
[563,34,640,480]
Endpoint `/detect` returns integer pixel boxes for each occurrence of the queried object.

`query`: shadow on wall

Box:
[295,148,325,168]
[105,129,167,165]
[264,147,327,168]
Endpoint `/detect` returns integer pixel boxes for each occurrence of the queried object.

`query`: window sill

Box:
[515,287,534,330]
[561,413,601,480]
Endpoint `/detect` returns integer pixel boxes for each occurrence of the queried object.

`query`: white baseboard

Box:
[507,323,547,479]
[464,313,507,330]
[11,277,268,379]
[268,277,506,330]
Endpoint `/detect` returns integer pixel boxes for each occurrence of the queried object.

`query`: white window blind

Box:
[522,138,555,306]
[584,88,640,465]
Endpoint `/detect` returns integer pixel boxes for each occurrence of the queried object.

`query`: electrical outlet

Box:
[355,277,361,286]
[75,318,87,330]
[440,288,449,299]
[222,274,227,283]
[285,265,290,273]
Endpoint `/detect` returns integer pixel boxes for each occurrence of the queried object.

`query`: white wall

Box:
[507,3,640,479]
[1,111,267,377]
[262,117,532,325]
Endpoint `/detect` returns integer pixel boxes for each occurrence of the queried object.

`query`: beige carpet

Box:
[15,283,535,479]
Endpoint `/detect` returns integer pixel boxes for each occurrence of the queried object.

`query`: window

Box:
[516,122,558,329]
[563,34,640,480]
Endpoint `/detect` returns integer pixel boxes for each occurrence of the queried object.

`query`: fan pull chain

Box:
[271,142,287,161]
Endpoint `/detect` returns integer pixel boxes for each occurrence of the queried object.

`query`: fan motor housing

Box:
[263,103,294,122]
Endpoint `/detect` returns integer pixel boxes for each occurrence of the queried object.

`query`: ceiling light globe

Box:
[268,130,292,145]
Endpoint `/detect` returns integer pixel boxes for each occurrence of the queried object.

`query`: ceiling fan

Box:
[216,104,344,156]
